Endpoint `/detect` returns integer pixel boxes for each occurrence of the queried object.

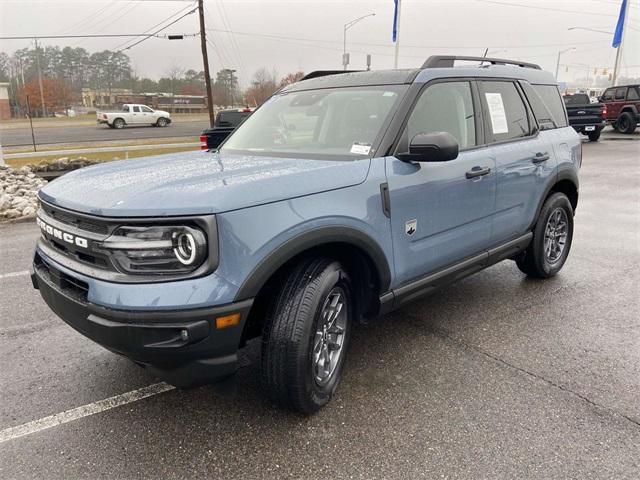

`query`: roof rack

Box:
[422,55,541,70]
[300,70,363,81]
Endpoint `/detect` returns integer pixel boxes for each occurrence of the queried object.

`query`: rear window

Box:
[628,87,640,100]
[563,94,590,106]
[532,85,568,128]
[216,111,251,127]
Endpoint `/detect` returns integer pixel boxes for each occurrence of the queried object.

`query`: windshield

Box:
[221,85,407,158]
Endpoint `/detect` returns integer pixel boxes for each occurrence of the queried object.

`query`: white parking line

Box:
[0,270,30,280]
[0,382,175,444]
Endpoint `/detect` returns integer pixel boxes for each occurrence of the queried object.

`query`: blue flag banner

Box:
[392,0,399,42]
[612,0,626,48]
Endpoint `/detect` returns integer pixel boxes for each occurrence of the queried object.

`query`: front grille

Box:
[41,202,110,234]
[35,253,89,303]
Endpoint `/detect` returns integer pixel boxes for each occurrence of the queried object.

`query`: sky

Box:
[1,0,639,87]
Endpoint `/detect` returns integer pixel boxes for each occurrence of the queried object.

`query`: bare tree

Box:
[165,62,185,96]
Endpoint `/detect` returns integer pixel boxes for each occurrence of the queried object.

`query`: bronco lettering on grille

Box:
[37,217,89,248]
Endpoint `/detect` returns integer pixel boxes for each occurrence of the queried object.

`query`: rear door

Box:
[478,80,556,244]
[130,105,143,124]
[385,79,496,285]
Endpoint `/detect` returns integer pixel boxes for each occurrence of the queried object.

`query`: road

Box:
[1,136,639,479]
[0,120,210,147]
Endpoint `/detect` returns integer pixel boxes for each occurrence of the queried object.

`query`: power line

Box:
[206,28,605,50]
[115,5,198,52]
[473,0,618,18]
[0,33,195,40]
[111,1,197,50]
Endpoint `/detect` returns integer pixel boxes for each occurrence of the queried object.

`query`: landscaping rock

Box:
[0,165,47,222]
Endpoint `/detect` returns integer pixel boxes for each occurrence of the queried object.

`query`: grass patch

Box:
[5,145,198,169]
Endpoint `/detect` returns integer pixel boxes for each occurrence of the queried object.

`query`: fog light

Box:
[180,329,189,341]
[215,313,241,329]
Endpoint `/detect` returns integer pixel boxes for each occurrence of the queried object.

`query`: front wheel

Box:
[262,258,352,414]
[516,192,574,278]
[156,117,169,127]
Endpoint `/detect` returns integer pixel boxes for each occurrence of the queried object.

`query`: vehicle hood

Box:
[156,110,170,116]
[39,150,370,217]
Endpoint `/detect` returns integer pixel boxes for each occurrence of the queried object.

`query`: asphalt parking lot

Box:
[1,132,639,479]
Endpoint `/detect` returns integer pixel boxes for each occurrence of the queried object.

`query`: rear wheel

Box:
[262,257,352,414]
[112,118,125,129]
[156,117,169,127]
[617,112,637,134]
[516,192,573,278]
[587,129,601,142]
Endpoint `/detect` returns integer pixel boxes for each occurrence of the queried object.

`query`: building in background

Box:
[81,88,133,108]
[0,83,11,120]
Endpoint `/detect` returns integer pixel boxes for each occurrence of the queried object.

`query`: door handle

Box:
[532,152,550,164]
[466,166,491,179]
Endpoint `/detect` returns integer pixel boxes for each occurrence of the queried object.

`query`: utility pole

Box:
[612,0,630,86]
[34,38,47,117]
[198,0,215,128]
[555,47,575,80]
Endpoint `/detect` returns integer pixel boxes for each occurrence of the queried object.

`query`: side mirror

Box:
[404,132,459,162]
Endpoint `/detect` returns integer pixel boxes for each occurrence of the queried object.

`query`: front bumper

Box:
[32,253,253,387]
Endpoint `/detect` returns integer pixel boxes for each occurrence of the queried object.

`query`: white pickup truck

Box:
[97,104,171,129]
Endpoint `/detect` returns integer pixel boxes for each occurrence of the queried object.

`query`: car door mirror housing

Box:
[404,132,459,162]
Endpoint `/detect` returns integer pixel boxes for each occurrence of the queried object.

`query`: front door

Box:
[385,80,496,286]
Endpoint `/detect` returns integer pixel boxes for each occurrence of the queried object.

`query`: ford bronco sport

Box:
[32,56,581,413]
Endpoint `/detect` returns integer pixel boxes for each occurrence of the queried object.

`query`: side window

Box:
[403,81,476,150]
[480,81,531,142]
[602,89,614,101]
[615,88,627,100]
[531,84,568,128]
[132,106,141,113]
[122,105,130,112]
[626,87,639,100]
[521,82,557,130]
[141,106,153,113]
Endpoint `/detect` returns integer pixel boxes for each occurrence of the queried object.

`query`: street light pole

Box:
[555,47,575,80]
[342,13,375,70]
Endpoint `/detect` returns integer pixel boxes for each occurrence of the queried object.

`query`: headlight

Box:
[100,225,207,274]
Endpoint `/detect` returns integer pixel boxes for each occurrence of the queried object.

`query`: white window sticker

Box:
[350,143,371,155]
[485,92,509,134]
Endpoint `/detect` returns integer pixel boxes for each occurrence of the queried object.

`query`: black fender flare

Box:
[619,104,638,116]
[234,226,392,301]
[530,168,579,229]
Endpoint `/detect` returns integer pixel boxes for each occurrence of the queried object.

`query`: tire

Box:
[587,129,601,142]
[516,192,574,278]
[112,118,125,129]
[156,117,168,127]
[262,257,353,414]
[617,112,637,134]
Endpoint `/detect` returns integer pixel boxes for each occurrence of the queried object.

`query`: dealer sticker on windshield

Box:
[350,143,372,155]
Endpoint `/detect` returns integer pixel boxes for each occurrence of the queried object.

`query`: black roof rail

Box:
[422,55,541,70]
[299,70,363,81]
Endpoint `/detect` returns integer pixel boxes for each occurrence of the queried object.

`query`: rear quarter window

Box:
[532,85,568,128]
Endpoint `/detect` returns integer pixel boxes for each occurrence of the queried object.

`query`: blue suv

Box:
[32,56,581,413]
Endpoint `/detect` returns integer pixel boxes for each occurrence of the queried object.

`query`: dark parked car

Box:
[200,108,254,150]
[563,93,605,142]
[600,85,640,134]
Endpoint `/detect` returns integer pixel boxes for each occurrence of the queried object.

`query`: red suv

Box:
[600,85,640,134]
